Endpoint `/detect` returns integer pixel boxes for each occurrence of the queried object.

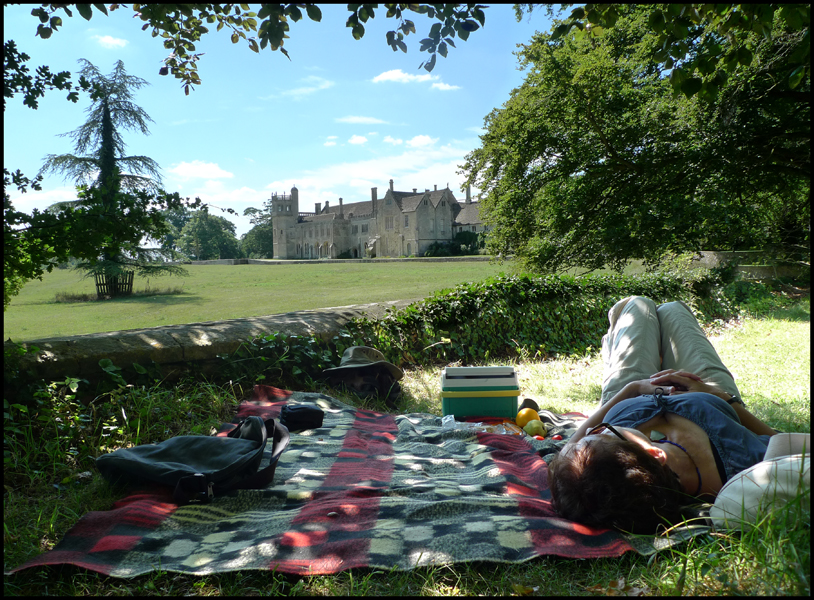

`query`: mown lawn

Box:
[3,260,515,341]
[3,296,809,596]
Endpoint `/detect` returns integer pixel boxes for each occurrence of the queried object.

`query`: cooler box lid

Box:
[441,366,519,391]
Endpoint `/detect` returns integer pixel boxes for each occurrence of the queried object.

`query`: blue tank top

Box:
[604,392,771,482]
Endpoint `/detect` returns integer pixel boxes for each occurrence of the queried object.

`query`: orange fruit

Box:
[516,408,541,428]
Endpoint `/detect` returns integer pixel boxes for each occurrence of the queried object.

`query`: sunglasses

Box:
[586,422,628,442]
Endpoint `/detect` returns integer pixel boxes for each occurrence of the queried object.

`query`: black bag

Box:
[96,416,290,504]
[280,404,324,431]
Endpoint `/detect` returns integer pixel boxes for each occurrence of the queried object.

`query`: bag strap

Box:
[172,418,290,504]
[230,419,290,492]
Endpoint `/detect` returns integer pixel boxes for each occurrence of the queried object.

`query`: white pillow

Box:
[710,454,810,531]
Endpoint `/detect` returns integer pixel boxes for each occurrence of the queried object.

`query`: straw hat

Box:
[323,346,403,380]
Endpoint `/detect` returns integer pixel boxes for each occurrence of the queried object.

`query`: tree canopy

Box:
[461,5,810,273]
[179,210,242,260]
[13,4,809,100]
[241,197,275,258]
[24,3,489,95]
[3,57,199,309]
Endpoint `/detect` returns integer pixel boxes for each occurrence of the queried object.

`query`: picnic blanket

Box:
[10,386,708,578]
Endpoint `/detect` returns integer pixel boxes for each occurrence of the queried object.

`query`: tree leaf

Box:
[76,4,93,21]
[737,46,753,66]
[680,77,703,98]
[305,5,322,22]
[648,10,665,33]
[788,65,806,89]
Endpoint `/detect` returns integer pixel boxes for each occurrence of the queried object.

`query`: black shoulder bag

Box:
[96,416,290,504]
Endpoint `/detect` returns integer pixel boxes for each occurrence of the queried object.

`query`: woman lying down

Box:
[548,296,809,535]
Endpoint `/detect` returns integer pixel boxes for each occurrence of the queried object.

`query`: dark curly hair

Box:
[548,436,691,534]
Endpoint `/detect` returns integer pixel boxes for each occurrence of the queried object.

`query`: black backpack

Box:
[96,416,290,504]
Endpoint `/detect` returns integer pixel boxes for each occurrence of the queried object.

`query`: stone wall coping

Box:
[7,298,420,384]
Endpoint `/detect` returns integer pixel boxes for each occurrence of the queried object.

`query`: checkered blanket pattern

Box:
[11,385,703,578]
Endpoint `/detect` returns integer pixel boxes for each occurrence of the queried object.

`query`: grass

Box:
[4,295,809,596]
[3,260,518,341]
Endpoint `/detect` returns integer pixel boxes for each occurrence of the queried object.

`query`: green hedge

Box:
[339,270,737,368]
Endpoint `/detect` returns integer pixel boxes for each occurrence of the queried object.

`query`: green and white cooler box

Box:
[441,366,521,419]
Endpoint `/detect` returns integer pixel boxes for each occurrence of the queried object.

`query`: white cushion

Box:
[710,454,810,531]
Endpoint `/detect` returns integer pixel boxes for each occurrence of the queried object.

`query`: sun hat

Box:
[323,346,403,380]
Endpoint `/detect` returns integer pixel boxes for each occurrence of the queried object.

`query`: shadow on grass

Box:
[755,301,810,323]
[24,292,205,307]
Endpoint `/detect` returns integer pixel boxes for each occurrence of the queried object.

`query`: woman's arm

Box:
[730,403,780,437]
[649,371,778,437]
[567,379,663,445]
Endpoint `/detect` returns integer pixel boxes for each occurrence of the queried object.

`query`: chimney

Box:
[315,202,321,214]
[389,179,394,191]
[371,187,377,202]
[466,185,471,205]
[324,200,329,211]
[434,184,437,191]
[425,188,429,192]
[413,188,417,193]
[339,197,344,217]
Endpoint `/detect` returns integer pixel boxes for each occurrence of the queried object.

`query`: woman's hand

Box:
[648,371,729,400]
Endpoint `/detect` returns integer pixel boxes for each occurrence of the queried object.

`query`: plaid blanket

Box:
[10,386,707,578]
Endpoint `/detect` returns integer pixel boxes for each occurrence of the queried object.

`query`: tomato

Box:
[551,434,563,441]
[534,435,545,441]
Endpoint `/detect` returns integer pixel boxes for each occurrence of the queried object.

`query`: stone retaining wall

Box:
[693,251,807,280]
[8,299,418,386]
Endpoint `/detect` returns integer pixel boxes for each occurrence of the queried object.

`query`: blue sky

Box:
[4,4,552,238]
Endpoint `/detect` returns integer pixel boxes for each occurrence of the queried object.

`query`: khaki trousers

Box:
[600,296,741,405]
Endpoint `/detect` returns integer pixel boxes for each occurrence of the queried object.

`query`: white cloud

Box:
[324,141,337,147]
[372,69,437,84]
[335,116,388,124]
[383,136,403,145]
[406,135,438,148]
[168,160,234,179]
[348,135,368,145]
[6,186,78,216]
[431,82,461,91]
[93,35,128,49]
[258,141,479,219]
[278,76,334,99]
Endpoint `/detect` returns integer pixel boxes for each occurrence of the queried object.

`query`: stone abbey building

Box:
[271,179,486,259]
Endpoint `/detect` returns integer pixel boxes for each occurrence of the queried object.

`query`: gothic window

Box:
[361,223,369,233]
[404,215,409,228]
[385,216,394,230]
[386,196,392,205]
[423,199,428,206]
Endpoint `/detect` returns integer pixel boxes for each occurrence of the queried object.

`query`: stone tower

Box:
[272,185,299,259]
